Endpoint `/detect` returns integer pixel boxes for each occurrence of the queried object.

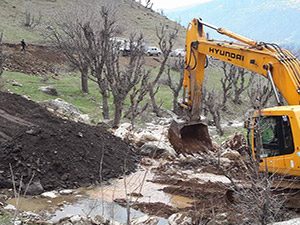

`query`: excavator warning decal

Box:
[209,47,244,61]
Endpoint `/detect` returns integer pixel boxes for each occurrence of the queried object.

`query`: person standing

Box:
[21,39,26,51]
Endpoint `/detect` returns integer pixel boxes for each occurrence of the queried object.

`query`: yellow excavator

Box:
[168,18,300,177]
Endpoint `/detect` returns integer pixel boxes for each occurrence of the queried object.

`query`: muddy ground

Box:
[0,92,139,192]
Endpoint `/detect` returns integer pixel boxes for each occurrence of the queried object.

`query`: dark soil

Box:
[115,199,179,218]
[0,92,139,192]
[3,44,67,76]
[2,43,164,77]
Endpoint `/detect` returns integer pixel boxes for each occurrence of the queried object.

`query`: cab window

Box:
[254,115,294,158]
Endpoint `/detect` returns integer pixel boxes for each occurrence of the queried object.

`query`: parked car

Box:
[170,48,186,57]
[146,47,161,56]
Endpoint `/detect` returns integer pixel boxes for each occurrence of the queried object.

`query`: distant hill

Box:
[166,0,300,46]
[0,0,186,48]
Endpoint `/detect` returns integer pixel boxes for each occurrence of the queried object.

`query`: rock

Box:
[215,212,228,223]
[212,141,222,151]
[109,221,122,225]
[25,180,44,195]
[219,157,233,167]
[114,127,130,139]
[59,189,74,195]
[70,215,83,223]
[12,81,23,87]
[140,141,176,158]
[271,218,300,225]
[4,204,16,211]
[58,215,73,223]
[91,215,106,225]
[119,123,132,130]
[97,119,113,129]
[140,157,154,166]
[134,131,160,147]
[78,114,90,124]
[221,149,241,160]
[223,132,247,153]
[41,190,58,199]
[168,213,192,225]
[38,86,58,96]
[13,218,22,225]
[42,99,90,124]
[130,215,159,225]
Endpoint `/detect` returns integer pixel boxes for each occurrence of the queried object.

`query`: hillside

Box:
[0,0,186,48]
[166,0,300,46]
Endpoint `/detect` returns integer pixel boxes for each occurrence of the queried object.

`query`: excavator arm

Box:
[183,18,300,110]
[168,18,300,155]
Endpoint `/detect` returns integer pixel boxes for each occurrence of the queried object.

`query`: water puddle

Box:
[6,194,77,212]
[5,166,194,224]
[88,169,193,208]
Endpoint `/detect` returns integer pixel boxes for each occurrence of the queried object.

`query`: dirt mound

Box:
[0,92,139,191]
[3,44,67,76]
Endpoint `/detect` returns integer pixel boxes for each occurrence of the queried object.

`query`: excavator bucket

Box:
[168,119,213,154]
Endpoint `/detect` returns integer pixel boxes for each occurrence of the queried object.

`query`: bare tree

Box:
[148,23,178,116]
[247,76,273,109]
[82,6,121,119]
[220,62,234,109]
[104,34,146,128]
[223,158,287,225]
[49,4,120,120]
[145,0,153,9]
[165,57,184,114]
[232,68,254,104]
[24,2,42,29]
[202,88,223,136]
[125,69,150,128]
[49,13,90,93]
[0,32,4,77]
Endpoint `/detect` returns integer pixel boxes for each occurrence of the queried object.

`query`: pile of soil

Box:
[0,92,139,191]
[3,44,67,76]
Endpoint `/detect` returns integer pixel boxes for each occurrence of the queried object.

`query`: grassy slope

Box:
[0,0,186,48]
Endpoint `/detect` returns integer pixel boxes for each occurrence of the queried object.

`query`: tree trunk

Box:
[149,86,160,116]
[81,65,89,93]
[213,111,223,136]
[172,93,183,115]
[112,98,123,128]
[102,91,110,120]
[0,32,3,77]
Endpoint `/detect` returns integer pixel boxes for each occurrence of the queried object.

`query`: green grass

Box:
[0,0,186,47]
[0,215,12,224]
[0,69,183,122]
[1,71,108,121]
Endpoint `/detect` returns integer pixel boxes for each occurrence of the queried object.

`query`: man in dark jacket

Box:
[21,39,26,51]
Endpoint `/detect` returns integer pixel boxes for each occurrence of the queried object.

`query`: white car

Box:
[171,48,186,57]
[146,47,162,56]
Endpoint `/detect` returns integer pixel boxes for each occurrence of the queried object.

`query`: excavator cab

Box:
[247,110,299,176]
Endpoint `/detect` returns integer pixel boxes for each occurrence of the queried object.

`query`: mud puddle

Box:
[6,189,168,224]
[5,166,193,223]
[88,169,194,209]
